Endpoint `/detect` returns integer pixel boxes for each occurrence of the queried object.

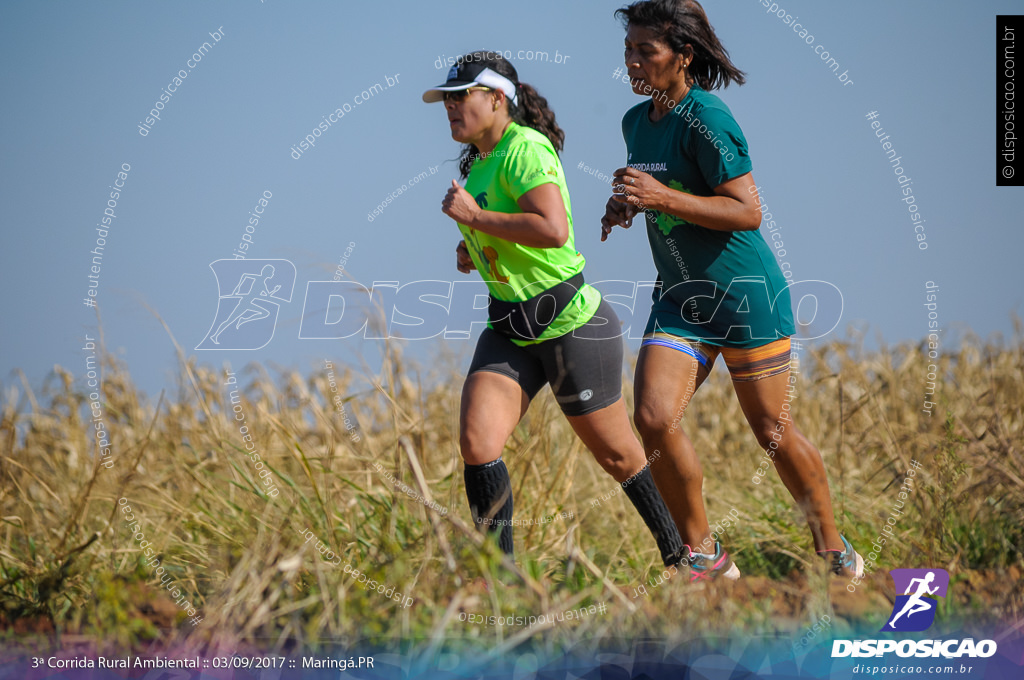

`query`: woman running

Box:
[423,51,683,567]
[602,0,863,580]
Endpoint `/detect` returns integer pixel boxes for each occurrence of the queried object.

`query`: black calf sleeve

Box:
[621,464,684,566]
[464,458,514,556]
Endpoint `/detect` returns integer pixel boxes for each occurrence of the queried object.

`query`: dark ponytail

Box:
[614,0,745,91]
[455,51,565,178]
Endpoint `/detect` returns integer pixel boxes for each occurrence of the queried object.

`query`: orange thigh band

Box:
[719,337,792,382]
[641,333,791,382]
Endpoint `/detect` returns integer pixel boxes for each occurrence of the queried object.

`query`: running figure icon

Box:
[211,265,281,345]
[196,258,296,351]
[881,567,949,632]
[888,571,939,628]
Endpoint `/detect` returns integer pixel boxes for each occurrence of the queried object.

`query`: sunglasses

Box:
[443,87,492,103]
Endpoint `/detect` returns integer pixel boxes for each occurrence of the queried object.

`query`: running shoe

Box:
[683,542,741,582]
[822,535,864,578]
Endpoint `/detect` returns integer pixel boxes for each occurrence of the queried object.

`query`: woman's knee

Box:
[752,421,803,453]
[753,423,786,451]
[596,452,645,483]
[634,400,684,441]
[459,425,505,465]
[599,460,631,483]
[458,417,505,464]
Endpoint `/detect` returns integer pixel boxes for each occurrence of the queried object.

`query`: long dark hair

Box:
[455,51,565,179]
[614,0,745,91]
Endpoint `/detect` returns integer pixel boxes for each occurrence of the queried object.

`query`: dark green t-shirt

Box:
[622,85,794,347]
[460,122,601,345]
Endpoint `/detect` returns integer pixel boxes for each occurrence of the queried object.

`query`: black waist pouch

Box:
[488,272,585,341]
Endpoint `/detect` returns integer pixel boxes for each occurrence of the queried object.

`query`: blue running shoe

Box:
[821,535,864,577]
[683,542,741,582]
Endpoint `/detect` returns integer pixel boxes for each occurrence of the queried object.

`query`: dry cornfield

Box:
[1,329,1021,662]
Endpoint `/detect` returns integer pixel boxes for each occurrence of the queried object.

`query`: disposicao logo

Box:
[882,568,949,632]
[196,259,296,350]
[831,567,997,659]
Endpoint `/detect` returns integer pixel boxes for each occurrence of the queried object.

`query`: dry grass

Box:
[1,328,1022,659]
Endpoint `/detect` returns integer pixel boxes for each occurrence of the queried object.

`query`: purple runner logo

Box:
[196,259,296,350]
[882,568,949,632]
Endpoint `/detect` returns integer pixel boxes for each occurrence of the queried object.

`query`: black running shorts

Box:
[468,299,624,416]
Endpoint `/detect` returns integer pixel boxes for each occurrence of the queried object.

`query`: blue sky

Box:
[2,0,1021,398]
